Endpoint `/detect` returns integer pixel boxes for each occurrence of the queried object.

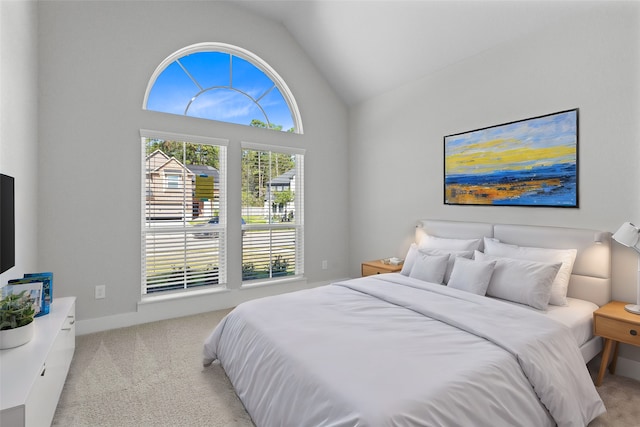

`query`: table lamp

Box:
[612,222,640,314]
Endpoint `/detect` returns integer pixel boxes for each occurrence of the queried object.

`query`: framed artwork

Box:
[444,109,578,207]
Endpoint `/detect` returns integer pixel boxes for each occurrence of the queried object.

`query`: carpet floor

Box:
[53,308,640,426]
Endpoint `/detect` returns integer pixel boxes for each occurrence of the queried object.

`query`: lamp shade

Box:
[612,222,640,248]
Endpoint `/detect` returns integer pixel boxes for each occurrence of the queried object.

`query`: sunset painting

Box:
[444,109,578,207]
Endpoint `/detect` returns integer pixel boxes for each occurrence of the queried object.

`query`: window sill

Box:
[240,275,306,290]
[139,285,230,306]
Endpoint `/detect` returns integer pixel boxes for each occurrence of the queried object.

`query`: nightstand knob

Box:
[631,330,638,336]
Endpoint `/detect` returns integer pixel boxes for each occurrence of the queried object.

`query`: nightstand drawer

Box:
[592,301,640,386]
[362,265,387,276]
[361,260,403,277]
[594,316,640,346]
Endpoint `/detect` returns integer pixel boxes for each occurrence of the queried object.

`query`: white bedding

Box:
[493,296,599,348]
[203,274,605,427]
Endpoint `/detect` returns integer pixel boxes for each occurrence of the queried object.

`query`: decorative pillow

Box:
[419,234,482,251]
[418,248,473,284]
[401,244,473,282]
[408,253,450,284]
[483,238,577,306]
[400,243,419,276]
[447,257,496,296]
[475,251,562,310]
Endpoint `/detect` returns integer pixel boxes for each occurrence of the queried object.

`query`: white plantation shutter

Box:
[141,130,227,294]
[241,142,304,282]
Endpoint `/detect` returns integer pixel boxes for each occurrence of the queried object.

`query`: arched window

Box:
[143,43,303,133]
[141,43,305,297]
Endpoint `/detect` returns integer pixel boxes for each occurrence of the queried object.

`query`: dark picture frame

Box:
[444,109,578,207]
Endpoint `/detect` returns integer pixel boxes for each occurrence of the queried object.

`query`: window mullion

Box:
[176,58,203,91]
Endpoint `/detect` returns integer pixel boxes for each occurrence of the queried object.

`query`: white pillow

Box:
[419,234,482,251]
[401,243,419,275]
[409,253,449,284]
[418,248,473,284]
[475,251,561,310]
[447,257,496,296]
[400,245,473,282]
[483,238,577,306]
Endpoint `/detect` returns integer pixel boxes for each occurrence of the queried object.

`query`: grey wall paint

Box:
[349,3,640,363]
[0,1,39,285]
[36,1,349,321]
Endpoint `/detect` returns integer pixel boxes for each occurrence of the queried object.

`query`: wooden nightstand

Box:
[593,301,640,386]
[361,260,403,277]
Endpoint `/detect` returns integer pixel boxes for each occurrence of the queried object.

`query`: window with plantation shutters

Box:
[141,130,227,294]
[241,143,304,283]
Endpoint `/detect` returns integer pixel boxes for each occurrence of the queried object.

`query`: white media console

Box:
[1,297,76,426]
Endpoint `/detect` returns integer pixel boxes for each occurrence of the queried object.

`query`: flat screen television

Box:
[1,173,15,274]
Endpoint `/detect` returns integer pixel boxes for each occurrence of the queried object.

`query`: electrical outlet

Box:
[322,260,328,270]
[95,285,106,299]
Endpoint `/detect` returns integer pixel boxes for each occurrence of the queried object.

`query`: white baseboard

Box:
[614,356,640,382]
[76,278,339,335]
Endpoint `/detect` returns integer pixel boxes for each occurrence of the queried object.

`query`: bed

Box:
[203,220,612,427]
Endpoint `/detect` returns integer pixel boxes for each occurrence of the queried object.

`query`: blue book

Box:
[25,272,53,316]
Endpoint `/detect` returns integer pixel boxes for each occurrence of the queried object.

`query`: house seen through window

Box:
[241,144,304,282]
[142,133,227,294]
[142,43,304,295]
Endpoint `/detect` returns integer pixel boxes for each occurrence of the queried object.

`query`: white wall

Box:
[349,3,640,373]
[0,0,39,284]
[36,1,349,328]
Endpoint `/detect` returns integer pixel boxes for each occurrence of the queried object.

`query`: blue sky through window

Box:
[147,51,295,131]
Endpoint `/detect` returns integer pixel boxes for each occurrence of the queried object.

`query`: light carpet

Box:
[53,308,640,426]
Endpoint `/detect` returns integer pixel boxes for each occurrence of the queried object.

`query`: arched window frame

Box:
[143,42,303,134]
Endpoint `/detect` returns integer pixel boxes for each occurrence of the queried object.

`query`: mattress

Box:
[493,296,599,348]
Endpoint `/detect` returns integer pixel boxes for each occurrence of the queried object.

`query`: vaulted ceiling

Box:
[235,0,601,106]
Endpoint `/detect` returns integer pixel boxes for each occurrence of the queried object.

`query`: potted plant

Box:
[0,290,36,349]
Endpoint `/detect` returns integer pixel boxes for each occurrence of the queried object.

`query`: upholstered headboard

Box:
[416,220,612,306]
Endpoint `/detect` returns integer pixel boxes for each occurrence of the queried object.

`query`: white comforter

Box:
[203,274,605,427]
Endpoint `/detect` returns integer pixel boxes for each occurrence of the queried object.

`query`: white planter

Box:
[0,321,35,350]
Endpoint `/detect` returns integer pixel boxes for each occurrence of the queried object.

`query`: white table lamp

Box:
[612,222,640,314]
